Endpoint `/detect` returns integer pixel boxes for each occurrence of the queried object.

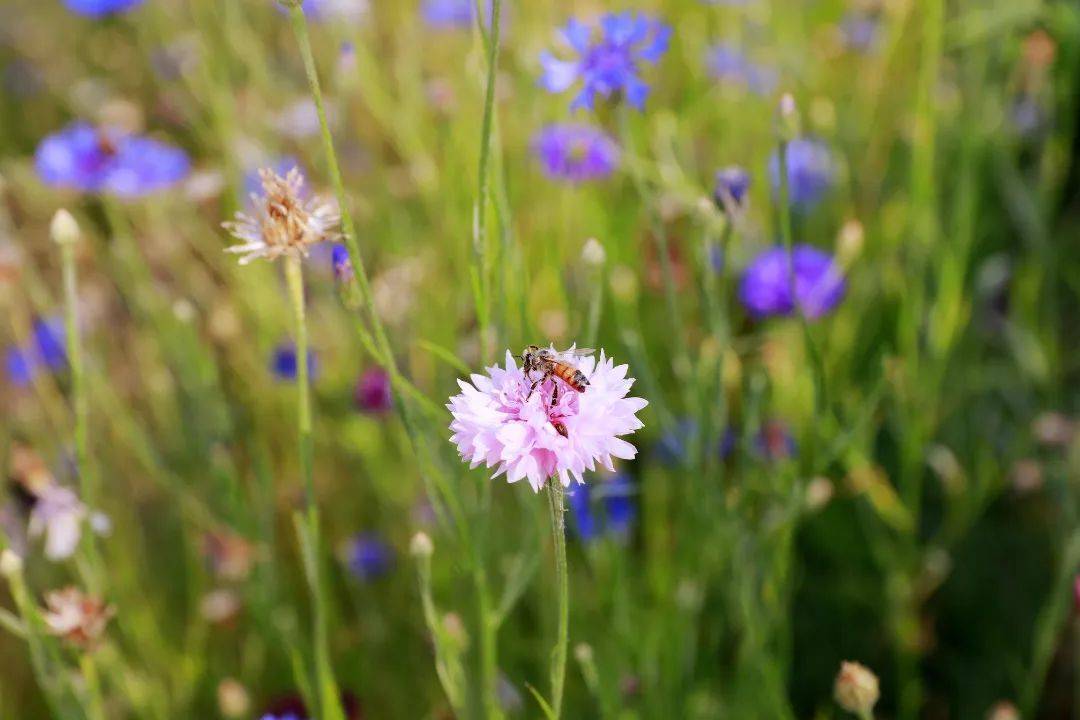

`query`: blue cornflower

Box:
[567,484,600,542]
[656,418,699,466]
[346,533,393,581]
[270,343,317,382]
[601,473,636,535]
[568,474,638,542]
[35,122,189,198]
[331,244,352,281]
[540,13,671,111]
[739,244,846,320]
[64,0,145,17]
[4,347,35,387]
[532,124,620,183]
[713,165,751,209]
[33,319,67,371]
[769,138,834,208]
[705,44,778,96]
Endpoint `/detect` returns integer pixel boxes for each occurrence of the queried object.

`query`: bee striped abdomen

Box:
[553,362,589,392]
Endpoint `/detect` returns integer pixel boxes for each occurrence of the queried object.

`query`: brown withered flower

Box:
[223,166,339,264]
[202,530,256,582]
[41,586,114,650]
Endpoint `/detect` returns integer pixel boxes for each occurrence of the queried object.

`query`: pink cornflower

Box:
[448,348,647,491]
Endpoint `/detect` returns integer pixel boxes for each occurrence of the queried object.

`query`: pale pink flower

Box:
[448,349,647,492]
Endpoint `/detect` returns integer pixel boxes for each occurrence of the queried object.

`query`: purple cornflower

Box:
[270,343,317,382]
[540,13,671,111]
[346,533,393,580]
[567,484,600,541]
[602,473,636,535]
[705,44,778,96]
[739,244,846,320]
[63,0,145,17]
[354,367,392,414]
[532,124,620,183]
[768,138,834,208]
[35,122,189,198]
[713,166,751,209]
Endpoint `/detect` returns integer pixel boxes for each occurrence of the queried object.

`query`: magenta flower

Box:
[448,349,647,492]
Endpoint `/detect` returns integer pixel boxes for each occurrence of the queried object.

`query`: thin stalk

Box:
[472,0,504,364]
[284,255,343,720]
[776,139,827,468]
[80,654,107,720]
[58,238,92,508]
[547,480,569,718]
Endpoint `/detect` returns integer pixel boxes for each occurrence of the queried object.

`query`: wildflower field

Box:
[1,0,1079,718]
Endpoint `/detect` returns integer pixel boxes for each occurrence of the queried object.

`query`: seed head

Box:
[223,167,339,265]
[41,586,114,650]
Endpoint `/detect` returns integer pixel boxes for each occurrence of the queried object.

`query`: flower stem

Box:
[776,138,827,467]
[546,479,569,718]
[284,254,343,720]
[58,237,92,508]
[80,653,106,720]
[472,0,504,364]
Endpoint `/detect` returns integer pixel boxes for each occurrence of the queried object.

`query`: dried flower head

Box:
[834,661,880,716]
[42,586,114,649]
[223,167,339,265]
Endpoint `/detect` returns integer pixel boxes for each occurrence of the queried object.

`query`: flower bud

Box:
[0,549,23,578]
[410,531,434,558]
[50,209,80,247]
[777,93,801,142]
[574,642,594,663]
[986,701,1020,720]
[834,661,879,716]
[581,238,606,267]
[217,678,251,718]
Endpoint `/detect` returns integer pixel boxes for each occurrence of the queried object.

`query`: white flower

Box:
[28,485,86,561]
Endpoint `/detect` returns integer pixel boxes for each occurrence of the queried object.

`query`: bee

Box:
[521,345,593,437]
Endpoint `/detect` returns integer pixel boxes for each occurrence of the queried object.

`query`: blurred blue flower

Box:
[532,124,620,183]
[270,343,317,382]
[4,347,35,387]
[705,44,778,96]
[602,473,636,535]
[768,138,834,208]
[713,165,751,209]
[840,13,879,53]
[540,13,671,111]
[656,418,699,466]
[297,0,368,22]
[354,367,393,414]
[35,122,189,198]
[64,0,145,17]
[739,245,846,320]
[33,319,67,371]
[331,244,352,282]
[567,484,600,542]
[346,533,393,580]
[568,474,638,542]
[421,0,479,29]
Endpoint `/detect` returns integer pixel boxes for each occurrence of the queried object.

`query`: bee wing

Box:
[559,346,595,357]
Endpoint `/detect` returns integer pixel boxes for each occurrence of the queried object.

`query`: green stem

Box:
[80,654,107,720]
[474,564,501,720]
[547,480,569,718]
[472,0,504,364]
[285,255,343,720]
[59,239,91,508]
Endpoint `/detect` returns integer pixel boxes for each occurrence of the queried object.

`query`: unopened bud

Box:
[217,678,251,718]
[986,701,1020,720]
[50,209,80,247]
[581,238,606,267]
[837,219,865,268]
[834,661,879,716]
[777,93,801,142]
[0,549,23,578]
[574,642,594,663]
[410,531,433,558]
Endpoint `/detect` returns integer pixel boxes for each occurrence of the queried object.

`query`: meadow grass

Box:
[1,0,1079,718]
